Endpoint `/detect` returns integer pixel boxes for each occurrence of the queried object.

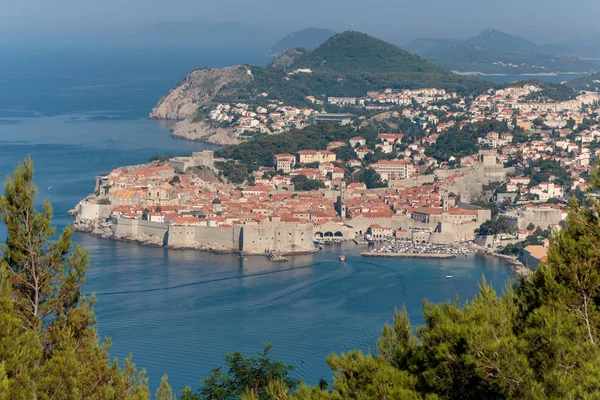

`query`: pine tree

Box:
[156,374,174,400]
[0,157,152,399]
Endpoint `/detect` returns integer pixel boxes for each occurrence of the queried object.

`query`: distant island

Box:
[268,27,336,56]
[404,28,598,75]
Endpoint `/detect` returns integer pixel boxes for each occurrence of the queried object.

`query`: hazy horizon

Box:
[2,0,599,47]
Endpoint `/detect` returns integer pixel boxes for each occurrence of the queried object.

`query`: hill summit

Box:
[467,28,538,53]
[151,30,492,142]
[292,31,445,75]
[404,28,598,74]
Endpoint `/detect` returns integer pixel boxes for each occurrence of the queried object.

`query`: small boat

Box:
[47,186,53,191]
[446,274,453,279]
[339,255,346,261]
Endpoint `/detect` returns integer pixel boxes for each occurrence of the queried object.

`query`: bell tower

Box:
[338,181,347,219]
[442,190,449,212]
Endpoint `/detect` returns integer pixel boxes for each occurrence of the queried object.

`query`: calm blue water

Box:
[485,74,584,84]
[0,46,513,393]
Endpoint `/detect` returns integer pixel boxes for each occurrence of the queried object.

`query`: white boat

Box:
[446,275,453,279]
[47,186,53,191]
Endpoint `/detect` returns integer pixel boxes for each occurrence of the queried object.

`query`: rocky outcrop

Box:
[149,65,253,120]
[267,48,308,70]
[171,119,241,145]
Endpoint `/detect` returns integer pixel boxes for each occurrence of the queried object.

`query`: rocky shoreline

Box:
[73,217,165,247]
[170,118,241,145]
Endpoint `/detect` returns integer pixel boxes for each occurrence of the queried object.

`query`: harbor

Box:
[361,252,456,259]
[361,239,474,259]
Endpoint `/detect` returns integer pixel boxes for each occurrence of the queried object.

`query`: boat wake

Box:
[88,261,330,297]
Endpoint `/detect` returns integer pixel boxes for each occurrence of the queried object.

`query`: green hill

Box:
[260,31,492,100]
[568,72,600,92]
[292,31,446,74]
[155,31,493,117]
[497,79,578,101]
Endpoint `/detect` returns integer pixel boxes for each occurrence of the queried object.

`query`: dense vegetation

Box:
[426,119,510,162]
[291,175,326,191]
[524,158,569,187]
[523,81,578,102]
[179,344,298,400]
[215,123,365,167]
[209,31,494,110]
[292,31,446,75]
[568,72,600,92]
[0,157,166,399]
[475,216,515,235]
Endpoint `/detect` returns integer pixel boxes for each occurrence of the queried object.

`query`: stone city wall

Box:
[518,207,565,230]
[78,203,112,221]
[112,219,170,243]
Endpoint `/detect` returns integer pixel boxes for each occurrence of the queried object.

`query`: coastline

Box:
[72,217,319,256]
[72,216,529,274]
[453,71,587,77]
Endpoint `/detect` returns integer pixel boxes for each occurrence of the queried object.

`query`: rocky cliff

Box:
[266,48,308,70]
[149,65,253,144]
[149,65,252,120]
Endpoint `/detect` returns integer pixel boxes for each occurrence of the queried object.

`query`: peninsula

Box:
[149,31,489,144]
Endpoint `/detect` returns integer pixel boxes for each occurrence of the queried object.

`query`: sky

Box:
[2,0,599,45]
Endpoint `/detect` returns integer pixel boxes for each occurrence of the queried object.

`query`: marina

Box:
[361,239,475,259]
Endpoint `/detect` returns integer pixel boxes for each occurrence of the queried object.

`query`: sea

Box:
[0,44,524,393]
[485,74,585,84]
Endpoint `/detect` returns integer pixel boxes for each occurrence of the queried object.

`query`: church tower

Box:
[442,190,449,212]
[338,181,347,219]
[212,198,222,214]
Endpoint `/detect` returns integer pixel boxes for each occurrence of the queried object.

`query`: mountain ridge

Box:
[405,29,598,74]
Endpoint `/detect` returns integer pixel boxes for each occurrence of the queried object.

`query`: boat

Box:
[266,251,288,263]
[47,186,53,191]
[339,255,346,261]
[446,274,453,279]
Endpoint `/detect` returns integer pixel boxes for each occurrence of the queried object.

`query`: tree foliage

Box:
[291,175,325,191]
[180,343,298,400]
[0,156,152,399]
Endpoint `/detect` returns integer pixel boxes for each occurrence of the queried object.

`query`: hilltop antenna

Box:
[349,23,354,32]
